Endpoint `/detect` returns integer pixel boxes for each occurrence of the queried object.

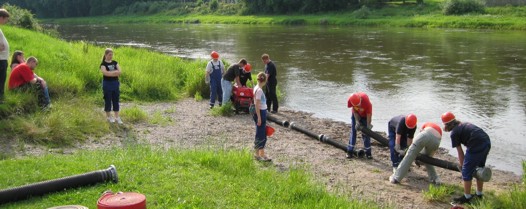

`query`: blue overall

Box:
[349,114,371,156]
[209,61,223,106]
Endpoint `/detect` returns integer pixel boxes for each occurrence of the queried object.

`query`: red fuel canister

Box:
[97,191,146,209]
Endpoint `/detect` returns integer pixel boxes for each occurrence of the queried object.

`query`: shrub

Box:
[2,3,41,31]
[210,102,233,117]
[210,0,219,11]
[353,5,372,19]
[443,0,486,15]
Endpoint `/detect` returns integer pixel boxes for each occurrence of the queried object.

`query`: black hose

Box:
[0,165,118,205]
[359,126,460,172]
[267,114,290,127]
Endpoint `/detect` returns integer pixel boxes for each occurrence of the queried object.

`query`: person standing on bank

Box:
[389,122,443,185]
[347,92,373,159]
[238,63,253,87]
[262,54,278,113]
[205,51,224,109]
[253,72,271,162]
[0,8,10,104]
[388,114,417,173]
[222,58,246,104]
[100,48,123,124]
[442,112,491,204]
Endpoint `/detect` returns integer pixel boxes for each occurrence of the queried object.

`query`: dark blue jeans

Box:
[253,109,267,149]
[209,77,222,106]
[388,125,408,167]
[0,60,7,100]
[349,114,371,155]
[463,141,491,181]
[103,80,120,112]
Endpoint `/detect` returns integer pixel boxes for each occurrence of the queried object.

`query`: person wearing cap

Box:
[222,59,246,105]
[442,112,491,204]
[238,63,253,87]
[205,51,224,109]
[389,122,443,185]
[388,114,417,173]
[347,92,373,159]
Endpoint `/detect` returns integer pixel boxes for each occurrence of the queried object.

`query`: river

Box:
[53,23,526,175]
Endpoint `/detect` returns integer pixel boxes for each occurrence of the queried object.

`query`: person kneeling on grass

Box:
[389,122,442,185]
[8,56,51,109]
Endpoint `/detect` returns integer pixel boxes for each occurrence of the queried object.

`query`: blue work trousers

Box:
[348,114,371,155]
[103,80,120,112]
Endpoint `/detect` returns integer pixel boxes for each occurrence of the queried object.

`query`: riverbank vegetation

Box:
[0,146,378,208]
[0,24,209,146]
[3,0,526,30]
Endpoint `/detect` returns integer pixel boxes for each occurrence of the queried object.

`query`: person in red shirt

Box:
[8,56,50,108]
[347,92,373,159]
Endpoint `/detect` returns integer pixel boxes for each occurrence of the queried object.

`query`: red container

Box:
[266,125,275,137]
[97,191,146,209]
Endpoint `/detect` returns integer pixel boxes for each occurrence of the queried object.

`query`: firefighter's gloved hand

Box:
[355,123,361,130]
[395,144,405,156]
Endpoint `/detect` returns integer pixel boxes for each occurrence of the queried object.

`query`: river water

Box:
[53,24,526,175]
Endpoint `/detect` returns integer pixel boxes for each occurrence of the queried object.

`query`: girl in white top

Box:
[253,72,271,161]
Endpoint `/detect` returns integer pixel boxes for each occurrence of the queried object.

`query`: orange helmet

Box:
[405,114,417,129]
[441,112,456,124]
[347,93,361,107]
[210,51,219,59]
[244,63,252,72]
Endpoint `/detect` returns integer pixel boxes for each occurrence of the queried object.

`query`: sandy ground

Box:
[4,98,521,209]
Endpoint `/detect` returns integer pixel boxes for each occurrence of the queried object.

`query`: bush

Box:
[443,0,486,15]
[353,5,372,19]
[210,0,219,11]
[120,106,148,123]
[2,3,41,31]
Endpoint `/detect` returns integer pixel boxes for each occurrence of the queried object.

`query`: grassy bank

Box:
[45,2,526,30]
[0,146,378,208]
[0,25,209,146]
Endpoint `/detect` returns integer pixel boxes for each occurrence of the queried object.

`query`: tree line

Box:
[0,0,417,18]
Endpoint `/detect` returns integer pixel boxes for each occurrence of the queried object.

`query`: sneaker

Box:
[115,117,123,125]
[453,195,472,204]
[392,167,397,174]
[107,116,115,123]
[261,156,272,162]
[218,103,222,107]
[209,105,214,109]
[366,154,373,160]
[270,110,278,114]
[389,175,399,184]
[474,194,484,200]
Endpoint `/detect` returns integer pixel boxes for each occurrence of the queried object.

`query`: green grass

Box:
[423,184,458,202]
[0,146,378,208]
[44,2,526,30]
[120,106,149,123]
[210,101,234,117]
[0,26,211,145]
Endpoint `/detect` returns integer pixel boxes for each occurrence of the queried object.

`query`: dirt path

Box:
[9,99,521,209]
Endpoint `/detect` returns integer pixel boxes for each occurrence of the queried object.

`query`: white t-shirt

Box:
[0,29,9,60]
[206,60,224,74]
[253,85,267,110]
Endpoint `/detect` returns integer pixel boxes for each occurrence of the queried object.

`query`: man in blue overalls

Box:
[206,51,224,109]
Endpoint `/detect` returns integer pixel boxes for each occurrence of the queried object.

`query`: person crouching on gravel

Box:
[388,114,417,173]
[253,72,271,162]
[347,92,373,159]
[389,122,442,185]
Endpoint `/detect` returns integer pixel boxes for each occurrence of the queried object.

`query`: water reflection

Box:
[54,24,526,174]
